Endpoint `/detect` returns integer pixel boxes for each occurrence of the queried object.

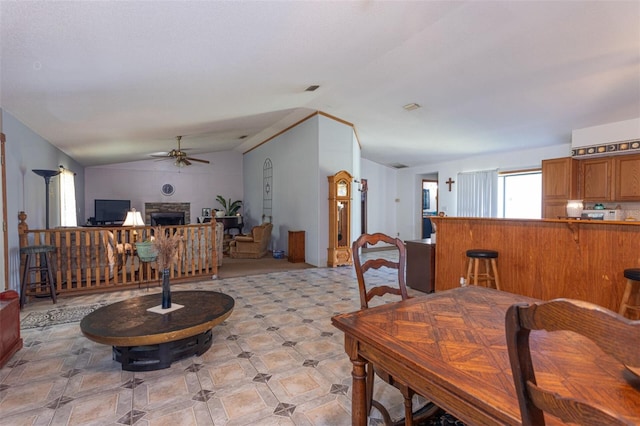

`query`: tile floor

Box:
[1,252,427,425]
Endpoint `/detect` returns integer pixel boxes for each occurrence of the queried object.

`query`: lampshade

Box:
[122,208,145,227]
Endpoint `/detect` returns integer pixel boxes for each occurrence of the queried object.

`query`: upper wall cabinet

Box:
[613,154,640,200]
[580,158,613,201]
[578,154,640,202]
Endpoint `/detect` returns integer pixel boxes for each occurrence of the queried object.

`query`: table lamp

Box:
[122,208,145,242]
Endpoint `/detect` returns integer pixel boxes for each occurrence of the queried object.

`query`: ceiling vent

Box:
[389,163,408,169]
[403,103,421,111]
[305,85,320,92]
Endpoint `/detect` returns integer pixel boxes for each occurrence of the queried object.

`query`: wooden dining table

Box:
[331,285,640,425]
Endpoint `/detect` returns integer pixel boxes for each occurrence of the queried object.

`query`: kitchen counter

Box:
[431,217,640,312]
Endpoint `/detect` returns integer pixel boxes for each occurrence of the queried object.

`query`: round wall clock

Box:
[161,183,175,196]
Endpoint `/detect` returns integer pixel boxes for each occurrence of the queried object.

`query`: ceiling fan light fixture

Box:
[174,159,186,168]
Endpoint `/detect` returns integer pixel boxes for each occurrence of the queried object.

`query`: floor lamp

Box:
[32,169,61,229]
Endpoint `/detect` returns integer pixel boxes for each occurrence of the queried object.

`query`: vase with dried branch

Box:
[151,226,182,309]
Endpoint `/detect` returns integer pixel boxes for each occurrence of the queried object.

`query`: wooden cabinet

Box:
[288,230,305,263]
[0,291,22,368]
[543,155,640,215]
[614,154,640,200]
[541,157,578,218]
[580,158,613,201]
[405,239,435,293]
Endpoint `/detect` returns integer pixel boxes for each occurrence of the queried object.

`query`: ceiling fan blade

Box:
[151,154,171,158]
[182,158,192,166]
[185,157,210,164]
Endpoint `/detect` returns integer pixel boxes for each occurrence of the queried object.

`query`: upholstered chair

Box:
[229,223,273,259]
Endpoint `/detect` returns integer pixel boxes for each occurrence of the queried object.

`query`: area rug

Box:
[20,303,109,329]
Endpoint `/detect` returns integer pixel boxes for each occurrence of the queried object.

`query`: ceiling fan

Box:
[152,136,210,167]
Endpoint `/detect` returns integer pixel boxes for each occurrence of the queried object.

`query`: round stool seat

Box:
[466,249,498,259]
[20,245,56,255]
[623,268,640,282]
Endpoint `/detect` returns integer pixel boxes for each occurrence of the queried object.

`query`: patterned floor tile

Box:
[3,251,428,424]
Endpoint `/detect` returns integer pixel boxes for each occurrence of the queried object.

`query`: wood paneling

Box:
[431,217,640,312]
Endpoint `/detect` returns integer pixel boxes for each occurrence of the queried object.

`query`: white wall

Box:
[244,116,320,263]
[396,144,572,240]
[361,159,397,237]
[2,110,84,291]
[84,151,243,224]
[243,113,359,267]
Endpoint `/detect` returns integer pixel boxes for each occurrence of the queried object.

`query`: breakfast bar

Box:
[431,217,640,312]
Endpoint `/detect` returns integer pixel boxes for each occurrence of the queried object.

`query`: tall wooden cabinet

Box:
[541,157,578,218]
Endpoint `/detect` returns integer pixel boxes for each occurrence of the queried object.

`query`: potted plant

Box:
[215,196,242,216]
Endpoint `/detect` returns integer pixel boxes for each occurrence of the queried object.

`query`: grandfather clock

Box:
[328,170,353,267]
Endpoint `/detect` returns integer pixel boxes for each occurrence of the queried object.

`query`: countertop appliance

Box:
[581,209,622,221]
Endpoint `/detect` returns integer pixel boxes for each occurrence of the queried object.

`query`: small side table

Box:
[288,231,305,263]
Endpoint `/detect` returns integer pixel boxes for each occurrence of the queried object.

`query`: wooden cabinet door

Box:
[542,158,578,199]
[543,200,569,219]
[614,154,640,200]
[581,158,612,200]
[541,157,578,218]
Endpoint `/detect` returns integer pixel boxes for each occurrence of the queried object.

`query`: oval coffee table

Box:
[80,290,234,371]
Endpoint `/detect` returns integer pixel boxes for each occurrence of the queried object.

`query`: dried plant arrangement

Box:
[151,226,182,271]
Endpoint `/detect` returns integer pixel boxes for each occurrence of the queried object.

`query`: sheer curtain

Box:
[457,169,498,217]
[60,168,78,227]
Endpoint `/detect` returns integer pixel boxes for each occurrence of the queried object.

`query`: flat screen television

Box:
[150,212,185,226]
[94,199,130,224]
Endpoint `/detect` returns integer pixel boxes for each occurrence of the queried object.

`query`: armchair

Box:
[229,223,273,259]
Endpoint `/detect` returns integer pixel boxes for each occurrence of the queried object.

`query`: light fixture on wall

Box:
[32,169,61,229]
[122,208,145,242]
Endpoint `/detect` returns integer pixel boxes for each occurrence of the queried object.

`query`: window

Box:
[497,170,541,219]
[60,168,78,227]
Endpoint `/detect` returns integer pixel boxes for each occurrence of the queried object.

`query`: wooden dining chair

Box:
[352,233,440,425]
[505,298,640,426]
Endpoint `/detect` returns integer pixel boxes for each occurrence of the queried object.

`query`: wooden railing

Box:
[18,213,219,296]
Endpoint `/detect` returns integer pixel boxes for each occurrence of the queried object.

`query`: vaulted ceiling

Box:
[1,1,638,168]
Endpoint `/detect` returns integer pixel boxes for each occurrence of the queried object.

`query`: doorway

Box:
[421,179,438,239]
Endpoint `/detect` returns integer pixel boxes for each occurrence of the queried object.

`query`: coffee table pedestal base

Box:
[113,329,213,371]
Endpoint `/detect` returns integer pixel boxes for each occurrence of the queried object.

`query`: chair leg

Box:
[366,363,374,415]
[619,280,632,317]
[490,258,501,290]
[20,253,30,308]
[473,259,480,286]
[45,251,56,304]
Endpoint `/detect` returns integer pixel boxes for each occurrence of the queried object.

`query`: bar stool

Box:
[20,245,57,308]
[619,268,640,320]
[465,249,501,290]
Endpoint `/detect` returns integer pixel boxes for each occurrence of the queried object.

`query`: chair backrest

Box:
[252,222,273,243]
[505,298,640,426]
[352,232,409,309]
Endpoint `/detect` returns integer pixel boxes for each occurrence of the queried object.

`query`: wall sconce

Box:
[122,208,145,242]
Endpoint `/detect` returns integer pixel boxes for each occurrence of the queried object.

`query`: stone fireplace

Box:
[144,202,191,224]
